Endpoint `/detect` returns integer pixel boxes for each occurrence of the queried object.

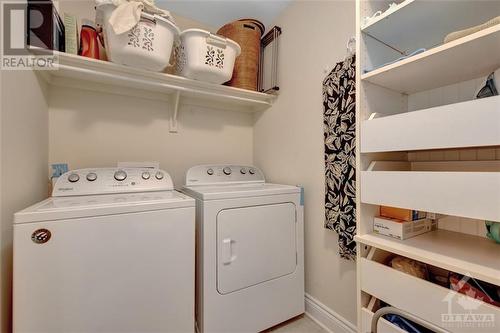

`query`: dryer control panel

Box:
[52,168,174,197]
[185,165,265,186]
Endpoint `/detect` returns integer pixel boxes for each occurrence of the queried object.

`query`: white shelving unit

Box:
[356,1,500,332]
[35,51,276,132]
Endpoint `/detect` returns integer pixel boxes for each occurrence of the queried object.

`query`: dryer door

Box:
[216,202,297,294]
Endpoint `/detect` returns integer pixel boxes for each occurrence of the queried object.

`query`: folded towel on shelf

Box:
[444,16,500,43]
[96,0,174,34]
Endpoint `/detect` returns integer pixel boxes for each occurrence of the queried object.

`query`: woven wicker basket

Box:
[217,19,265,91]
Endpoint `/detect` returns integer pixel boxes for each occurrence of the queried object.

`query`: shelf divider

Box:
[361,95,500,152]
[361,161,500,222]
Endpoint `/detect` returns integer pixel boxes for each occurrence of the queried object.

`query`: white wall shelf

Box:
[361,96,500,153]
[361,161,500,222]
[362,0,500,54]
[356,230,500,288]
[361,25,500,94]
[36,51,276,132]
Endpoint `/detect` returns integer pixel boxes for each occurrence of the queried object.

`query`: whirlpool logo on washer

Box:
[111,183,129,187]
[57,187,74,192]
[31,229,51,244]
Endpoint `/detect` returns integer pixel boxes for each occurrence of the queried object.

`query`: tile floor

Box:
[264,315,328,333]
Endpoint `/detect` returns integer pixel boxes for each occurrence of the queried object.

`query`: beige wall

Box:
[254,0,357,325]
[48,86,254,187]
[0,3,240,332]
[58,0,216,32]
[1,70,49,333]
[1,1,357,331]
[51,1,252,186]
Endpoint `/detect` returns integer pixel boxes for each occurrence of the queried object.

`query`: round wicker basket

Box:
[217,19,265,91]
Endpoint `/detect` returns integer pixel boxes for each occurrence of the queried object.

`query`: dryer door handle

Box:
[222,238,236,265]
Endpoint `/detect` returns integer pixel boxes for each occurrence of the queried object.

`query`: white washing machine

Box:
[14,167,195,333]
[182,165,304,333]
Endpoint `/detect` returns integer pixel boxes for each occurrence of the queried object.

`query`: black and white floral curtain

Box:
[323,55,356,260]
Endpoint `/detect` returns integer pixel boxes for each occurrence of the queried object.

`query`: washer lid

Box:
[14,190,194,224]
[182,183,300,200]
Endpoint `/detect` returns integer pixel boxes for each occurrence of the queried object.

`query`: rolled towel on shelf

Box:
[444,15,500,44]
[95,0,180,72]
[96,0,174,35]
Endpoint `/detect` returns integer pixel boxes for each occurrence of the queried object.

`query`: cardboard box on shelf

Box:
[373,216,437,240]
[380,206,426,221]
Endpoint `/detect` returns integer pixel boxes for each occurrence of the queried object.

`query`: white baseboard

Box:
[305,293,357,333]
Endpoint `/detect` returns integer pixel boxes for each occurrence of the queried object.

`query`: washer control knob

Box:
[86,172,97,182]
[240,168,247,174]
[114,170,127,181]
[142,172,150,180]
[223,167,232,175]
[249,168,256,175]
[68,173,80,183]
[155,171,164,180]
[207,168,214,176]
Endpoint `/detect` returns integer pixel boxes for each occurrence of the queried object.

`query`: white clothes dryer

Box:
[182,165,305,333]
[14,168,195,333]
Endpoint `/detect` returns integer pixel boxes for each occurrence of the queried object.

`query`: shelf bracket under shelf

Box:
[169,91,181,133]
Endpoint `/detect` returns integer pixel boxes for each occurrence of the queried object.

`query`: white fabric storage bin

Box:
[97,4,180,72]
[175,29,241,84]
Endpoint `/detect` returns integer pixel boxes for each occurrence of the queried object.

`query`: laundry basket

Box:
[174,29,241,84]
[217,19,265,91]
[96,2,180,72]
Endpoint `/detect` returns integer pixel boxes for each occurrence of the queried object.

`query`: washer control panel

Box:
[185,165,264,186]
[53,168,174,197]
